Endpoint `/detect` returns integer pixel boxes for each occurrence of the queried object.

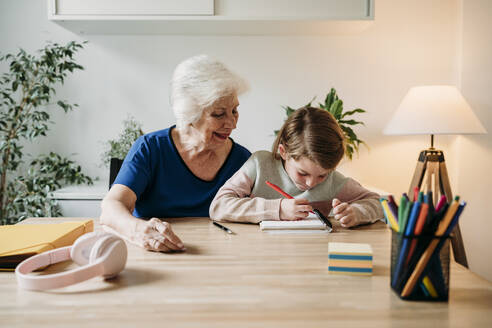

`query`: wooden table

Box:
[1,217,491,327]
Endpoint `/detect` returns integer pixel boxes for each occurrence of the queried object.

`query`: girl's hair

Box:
[272,106,345,170]
[170,54,249,131]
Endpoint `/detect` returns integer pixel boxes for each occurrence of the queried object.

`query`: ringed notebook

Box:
[259,212,331,232]
[0,220,93,271]
[259,219,327,231]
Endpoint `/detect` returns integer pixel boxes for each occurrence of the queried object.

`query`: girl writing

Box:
[209,106,383,227]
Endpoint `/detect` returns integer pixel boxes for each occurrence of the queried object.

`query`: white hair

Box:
[170,55,249,130]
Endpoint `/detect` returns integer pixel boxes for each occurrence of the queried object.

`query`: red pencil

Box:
[413,186,419,202]
[265,181,294,199]
[265,181,316,215]
[435,195,447,212]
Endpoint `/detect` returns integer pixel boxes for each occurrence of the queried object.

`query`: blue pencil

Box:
[443,202,466,236]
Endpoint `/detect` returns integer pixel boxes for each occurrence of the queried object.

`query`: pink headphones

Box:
[15,232,127,291]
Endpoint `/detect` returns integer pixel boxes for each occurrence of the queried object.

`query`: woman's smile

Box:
[213,131,230,140]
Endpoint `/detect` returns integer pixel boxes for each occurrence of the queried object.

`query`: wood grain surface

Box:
[1,217,491,328]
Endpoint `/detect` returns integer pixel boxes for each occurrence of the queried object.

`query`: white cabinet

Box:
[48,0,374,35]
[50,0,214,16]
[215,0,373,19]
[50,183,107,218]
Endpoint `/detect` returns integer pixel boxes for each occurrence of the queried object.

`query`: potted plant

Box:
[277,88,367,160]
[101,115,143,189]
[0,42,93,225]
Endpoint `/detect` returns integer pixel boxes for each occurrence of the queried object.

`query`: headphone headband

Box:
[15,232,127,291]
[15,246,104,291]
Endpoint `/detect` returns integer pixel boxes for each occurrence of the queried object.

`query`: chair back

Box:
[109,158,124,190]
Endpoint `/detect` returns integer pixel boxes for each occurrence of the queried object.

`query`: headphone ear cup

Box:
[101,239,127,278]
[71,231,109,266]
[89,235,127,278]
[89,235,116,264]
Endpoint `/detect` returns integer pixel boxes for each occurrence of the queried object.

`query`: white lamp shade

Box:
[384,85,487,135]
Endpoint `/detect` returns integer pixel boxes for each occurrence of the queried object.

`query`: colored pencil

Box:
[401,197,460,297]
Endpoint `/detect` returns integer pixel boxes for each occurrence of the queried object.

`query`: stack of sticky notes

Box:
[327,242,373,275]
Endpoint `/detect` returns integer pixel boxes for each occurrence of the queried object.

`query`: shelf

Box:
[51,183,107,200]
[49,17,372,35]
[48,0,374,35]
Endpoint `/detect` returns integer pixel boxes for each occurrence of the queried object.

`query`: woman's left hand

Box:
[136,218,185,252]
[332,198,359,228]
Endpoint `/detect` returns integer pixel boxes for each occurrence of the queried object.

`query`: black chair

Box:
[109,158,124,190]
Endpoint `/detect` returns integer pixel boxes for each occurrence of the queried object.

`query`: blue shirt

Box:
[114,126,251,218]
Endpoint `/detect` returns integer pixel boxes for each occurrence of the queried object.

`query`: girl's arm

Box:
[209,170,282,223]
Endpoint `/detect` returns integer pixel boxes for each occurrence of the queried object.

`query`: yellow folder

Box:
[0,220,93,271]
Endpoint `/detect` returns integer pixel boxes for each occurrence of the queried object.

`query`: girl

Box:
[209,106,383,227]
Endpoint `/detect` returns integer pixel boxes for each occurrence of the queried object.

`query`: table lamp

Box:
[384,85,487,268]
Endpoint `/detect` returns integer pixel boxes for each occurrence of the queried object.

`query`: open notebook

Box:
[260,212,330,232]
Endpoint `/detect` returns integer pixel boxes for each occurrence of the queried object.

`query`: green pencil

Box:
[398,195,407,233]
[400,199,412,234]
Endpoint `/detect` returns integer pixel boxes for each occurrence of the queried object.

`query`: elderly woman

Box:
[100,55,250,252]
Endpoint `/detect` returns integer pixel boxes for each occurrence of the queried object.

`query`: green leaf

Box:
[346,144,354,160]
[338,119,365,126]
[329,100,343,119]
[324,88,338,109]
[304,96,316,108]
[57,100,68,112]
[282,105,296,117]
[341,108,366,118]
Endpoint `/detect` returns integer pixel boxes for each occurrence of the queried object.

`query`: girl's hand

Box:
[135,218,185,252]
[332,198,359,228]
[280,198,313,221]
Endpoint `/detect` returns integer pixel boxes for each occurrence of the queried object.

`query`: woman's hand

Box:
[101,185,185,253]
[279,198,313,221]
[135,218,185,252]
[332,198,360,228]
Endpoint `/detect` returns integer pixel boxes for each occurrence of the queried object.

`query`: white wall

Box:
[2,0,490,280]
[0,0,460,194]
[455,0,492,282]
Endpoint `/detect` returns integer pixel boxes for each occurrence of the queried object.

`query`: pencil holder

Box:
[390,230,450,301]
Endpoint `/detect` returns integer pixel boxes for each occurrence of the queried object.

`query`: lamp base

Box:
[409,149,468,268]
